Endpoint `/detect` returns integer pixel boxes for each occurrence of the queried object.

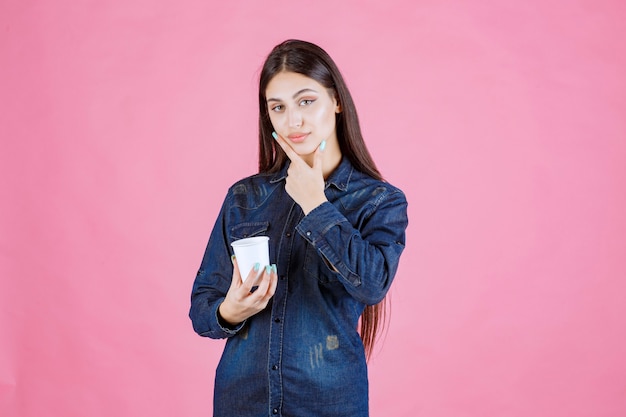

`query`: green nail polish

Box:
[254,262,260,272]
[231,255,236,263]
[320,140,326,151]
[272,131,278,140]
[265,265,272,274]
[272,264,277,274]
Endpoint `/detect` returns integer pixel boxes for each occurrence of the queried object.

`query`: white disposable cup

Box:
[230,236,270,282]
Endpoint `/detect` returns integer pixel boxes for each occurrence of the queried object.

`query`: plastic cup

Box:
[230,236,270,282]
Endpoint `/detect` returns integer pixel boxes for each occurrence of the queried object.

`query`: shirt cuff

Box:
[296,201,344,244]
[215,301,247,336]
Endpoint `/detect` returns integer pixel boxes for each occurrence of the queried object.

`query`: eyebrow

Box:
[266,88,318,103]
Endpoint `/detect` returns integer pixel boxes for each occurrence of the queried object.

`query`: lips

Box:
[287,132,309,143]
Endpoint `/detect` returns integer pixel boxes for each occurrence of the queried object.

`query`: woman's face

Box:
[265,71,341,161]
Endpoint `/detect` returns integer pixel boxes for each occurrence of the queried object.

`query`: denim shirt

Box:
[189,157,408,417]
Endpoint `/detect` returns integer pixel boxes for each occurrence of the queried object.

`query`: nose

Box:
[287,108,302,128]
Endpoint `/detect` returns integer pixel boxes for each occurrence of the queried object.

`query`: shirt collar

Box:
[269,157,353,191]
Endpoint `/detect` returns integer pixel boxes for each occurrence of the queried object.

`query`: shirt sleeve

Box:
[295,187,408,305]
[188,191,247,339]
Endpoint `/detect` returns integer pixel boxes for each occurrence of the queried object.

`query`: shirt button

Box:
[272,364,278,370]
[274,317,281,323]
[272,408,279,414]
[306,231,311,237]
[286,232,291,237]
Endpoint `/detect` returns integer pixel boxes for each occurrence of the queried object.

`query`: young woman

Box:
[189,39,408,417]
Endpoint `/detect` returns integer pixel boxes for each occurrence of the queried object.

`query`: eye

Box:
[271,104,284,112]
[299,99,315,106]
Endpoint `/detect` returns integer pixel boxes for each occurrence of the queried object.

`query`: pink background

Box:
[1,1,625,416]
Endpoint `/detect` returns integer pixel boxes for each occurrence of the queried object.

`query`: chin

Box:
[291,143,318,156]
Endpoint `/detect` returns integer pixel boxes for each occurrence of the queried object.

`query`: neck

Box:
[321,149,342,179]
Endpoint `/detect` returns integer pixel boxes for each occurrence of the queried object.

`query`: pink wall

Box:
[1,1,625,416]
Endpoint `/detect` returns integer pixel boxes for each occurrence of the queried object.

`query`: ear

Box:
[333,90,342,113]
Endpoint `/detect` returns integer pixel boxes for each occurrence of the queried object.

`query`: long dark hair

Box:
[257,39,387,359]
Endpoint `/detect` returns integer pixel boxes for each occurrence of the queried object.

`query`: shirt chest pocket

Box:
[229,221,270,241]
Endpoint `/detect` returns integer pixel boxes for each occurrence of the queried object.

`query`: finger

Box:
[230,255,243,289]
[254,265,273,297]
[313,140,325,173]
[252,267,276,310]
[241,263,261,293]
[262,265,278,298]
[248,264,267,293]
[267,265,278,297]
[273,131,303,164]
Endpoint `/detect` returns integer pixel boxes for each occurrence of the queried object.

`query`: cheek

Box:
[311,105,335,127]
[267,113,282,130]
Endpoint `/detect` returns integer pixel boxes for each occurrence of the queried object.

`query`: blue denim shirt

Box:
[189,157,408,417]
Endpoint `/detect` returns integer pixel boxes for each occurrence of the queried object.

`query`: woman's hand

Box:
[273,133,327,215]
[218,257,278,326]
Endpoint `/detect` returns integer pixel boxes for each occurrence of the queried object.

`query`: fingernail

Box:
[231,255,236,263]
[254,262,260,272]
[271,264,277,274]
[320,140,326,151]
[272,131,278,140]
[265,265,272,274]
